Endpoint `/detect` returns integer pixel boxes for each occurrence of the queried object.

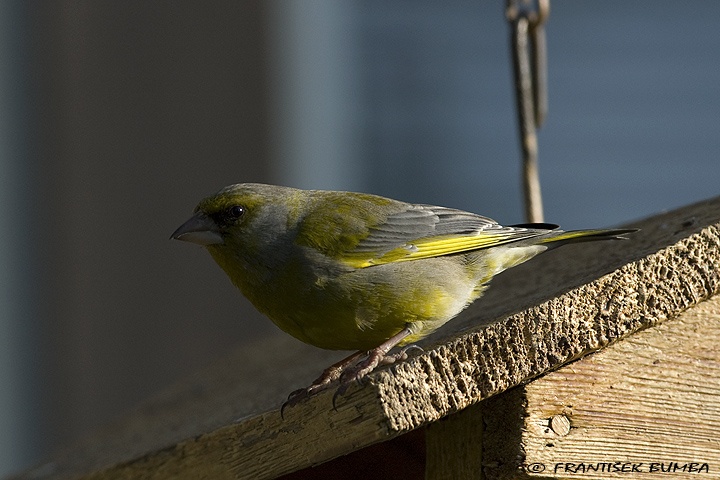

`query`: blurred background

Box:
[1,0,719,475]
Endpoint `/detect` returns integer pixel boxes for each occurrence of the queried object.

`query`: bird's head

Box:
[171,183,305,261]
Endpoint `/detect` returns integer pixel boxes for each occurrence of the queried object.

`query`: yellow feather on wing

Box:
[336,202,553,268]
[344,231,544,268]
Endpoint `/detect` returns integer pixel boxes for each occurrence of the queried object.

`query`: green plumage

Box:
[173,183,635,352]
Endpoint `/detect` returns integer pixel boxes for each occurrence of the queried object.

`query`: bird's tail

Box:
[537,227,638,246]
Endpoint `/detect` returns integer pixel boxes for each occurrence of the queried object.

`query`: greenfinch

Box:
[172,183,634,403]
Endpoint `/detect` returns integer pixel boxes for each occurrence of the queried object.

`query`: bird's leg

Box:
[282,326,419,416]
[333,326,414,401]
[282,350,365,416]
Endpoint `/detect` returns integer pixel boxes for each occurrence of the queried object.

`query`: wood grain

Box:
[482,295,720,479]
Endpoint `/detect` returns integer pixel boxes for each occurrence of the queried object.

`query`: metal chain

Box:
[506,0,550,223]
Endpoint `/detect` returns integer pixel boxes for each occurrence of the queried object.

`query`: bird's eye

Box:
[227,205,245,219]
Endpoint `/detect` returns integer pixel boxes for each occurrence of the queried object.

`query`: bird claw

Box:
[331,343,423,410]
[384,344,424,364]
[281,383,327,419]
[280,331,421,417]
[280,350,366,418]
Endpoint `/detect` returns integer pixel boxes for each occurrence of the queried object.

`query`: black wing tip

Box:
[605,228,640,239]
[509,222,560,230]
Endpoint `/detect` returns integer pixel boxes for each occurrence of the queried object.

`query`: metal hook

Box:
[507,0,549,128]
[506,0,550,223]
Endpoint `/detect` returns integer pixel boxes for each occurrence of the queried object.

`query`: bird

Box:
[171,183,635,407]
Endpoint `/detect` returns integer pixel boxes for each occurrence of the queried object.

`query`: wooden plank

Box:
[481,294,720,479]
[425,403,484,480]
[16,196,720,479]
[378,197,720,432]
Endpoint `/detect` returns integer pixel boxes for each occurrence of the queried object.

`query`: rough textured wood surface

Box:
[16,196,720,479]
[378,197,720,432]
[482,294,720,479]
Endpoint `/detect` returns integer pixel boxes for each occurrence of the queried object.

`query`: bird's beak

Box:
[171,212,224,246]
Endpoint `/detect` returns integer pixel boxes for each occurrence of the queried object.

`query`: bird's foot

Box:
[281,350,365,417]
[281,327,419,416]
[332,344,423,407]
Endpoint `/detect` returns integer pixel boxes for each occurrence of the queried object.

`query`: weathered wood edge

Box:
[16,197,720,480]
[483,294,720,480]
[374,213,720,432]
[425,290,720,480]
[216,197,720,478]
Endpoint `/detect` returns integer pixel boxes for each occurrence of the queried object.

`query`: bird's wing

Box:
[340,204,555,268]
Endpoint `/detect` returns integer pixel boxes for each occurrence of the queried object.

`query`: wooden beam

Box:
[516,296,720,478]
[425,402,484,480]
[526,296,720,475]
[16,196,720,479]
[479,294,720,479]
